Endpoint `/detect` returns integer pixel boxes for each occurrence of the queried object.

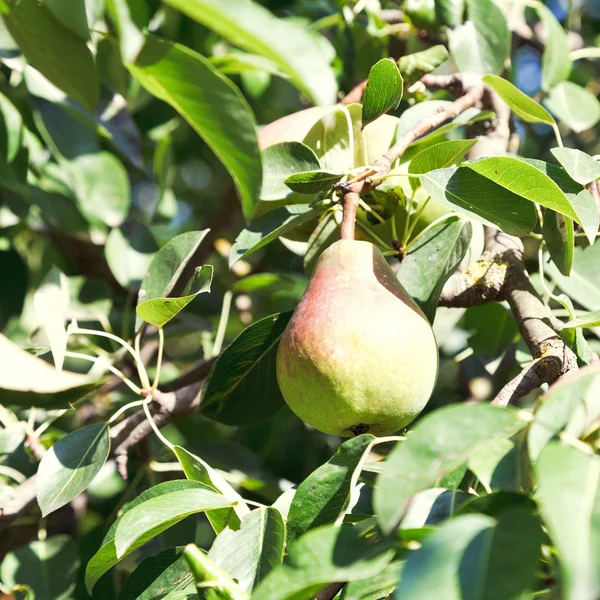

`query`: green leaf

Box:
[136,265,213,327]
[114,487,236,558]
[138,230,210,304]
[260,142,320,201]
[420,166,537,237]
[551,147,600,186]
[0,422,25,456]
[435,0,465,26]
[0,90,24,163]
[303,105,362,172]
[0,333,101,408]
[231,273,295,294]
[546,243,600,311]
[85,480,213,593]
[398,45,449,86]
[37,423,110,517]
[464,303,519,361]
[106,0,146,64]
[396,511,542,599]
[408,139,477,191]
[468,437,519,492]
[252,524,395,600]
[482,74,555,125]
[543,210,574,276]
[229,204,327,267]
[449,0,510,75]
[105,223,158,290]
[286,435,375,546]
[362,58,403,127]
[467,157,599,242]
[374,404,527,534]
[200,312,292,426]
[528,365,600,461]
[116,547,193,600]
[535,442,600,600]
[304,211,339,278]
[71,151,131,228]
[208,507,285,592]
[45,0,90,39]
[284,170,344,194]
[128,37,261,219]
[160,0,337,106]
[33,266,69,372]
[173,445,250,534]
[3,0,99,112]
[212,52,287,77]
[0,535,80,600]
[564,310,600,329]
[537,3,572,91]
[398,216,472,322]
[545,81,600,133]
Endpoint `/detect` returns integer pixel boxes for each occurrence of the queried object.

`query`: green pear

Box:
[276,239,438,436]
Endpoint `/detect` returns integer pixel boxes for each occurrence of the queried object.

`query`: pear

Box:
[276,239,438,437]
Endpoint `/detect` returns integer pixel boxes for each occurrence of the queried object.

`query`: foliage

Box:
[1,1,600,600]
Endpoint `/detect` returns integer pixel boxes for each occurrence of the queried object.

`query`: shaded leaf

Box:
[374,404,526,534]
[287,434,374,545]
[284,170,344,194]
[543,210,574,276]
[37,424,110,517]
[398,216,472,322]
[551,147,600,186]
[398,45,449,86]
[161,0,337,106]
[200,312,292,426]
[129,37,261,219]
[362,59,403,127]
[545,81,600,133]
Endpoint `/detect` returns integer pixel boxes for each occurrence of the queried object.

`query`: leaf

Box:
[528,365,600,461]
[398,45,449,86]
[106,0,146,64]
[3,0,99,112]
[398,217,472,322]
[535,442,600,600]
[374,404,527,534]
[117,547,193,600]
[464,303,519,361]
[173,445,250,534]
[408,139,477,190]
[129,37,261,219]
[114,487,236,558]
[482,74,555,125]
[0,90,23,163]
[136,265,213,327]
[545,81,600,133]
[468,437,519,492]
[0,535,80,600]
[466,157,599,242]
[286,435,375,546]
[85,480,213,593]
[37,423,110,517]
[229,204,327,267]
[343,560,403,600]
[0,422,25,455]
[160,0,337,106]
[362,58,403,127]
[251,524,395,600]
[45,0,90,39]
[396,510,543,599]
[105,223,158,290]
[546,243,600,311]
[0,333,100,407]
[33,266,69,372]
[537,3,572,91]
[449,0,510,75]
[200,312,292,426]
[543,210,574,276]
[304,211,339,278]
[208,507,285,592]
[284,170,344,194]
[212,52,287,77]
[420,166,537,237]
[260,142,320,201]
[231,273,295,294]
[551,148,600,186]
[564,310,600,329]
[71,151,131,227]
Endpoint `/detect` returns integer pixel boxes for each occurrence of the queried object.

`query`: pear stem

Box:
[341,191,360,240]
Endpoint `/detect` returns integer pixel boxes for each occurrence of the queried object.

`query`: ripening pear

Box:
[276,239,438,437]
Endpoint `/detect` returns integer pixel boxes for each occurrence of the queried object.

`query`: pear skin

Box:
[276,240,438,436]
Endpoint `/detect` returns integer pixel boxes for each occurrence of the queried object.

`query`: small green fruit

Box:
[276,239,438,436]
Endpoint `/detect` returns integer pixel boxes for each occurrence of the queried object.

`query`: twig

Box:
[315,582,346,600]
